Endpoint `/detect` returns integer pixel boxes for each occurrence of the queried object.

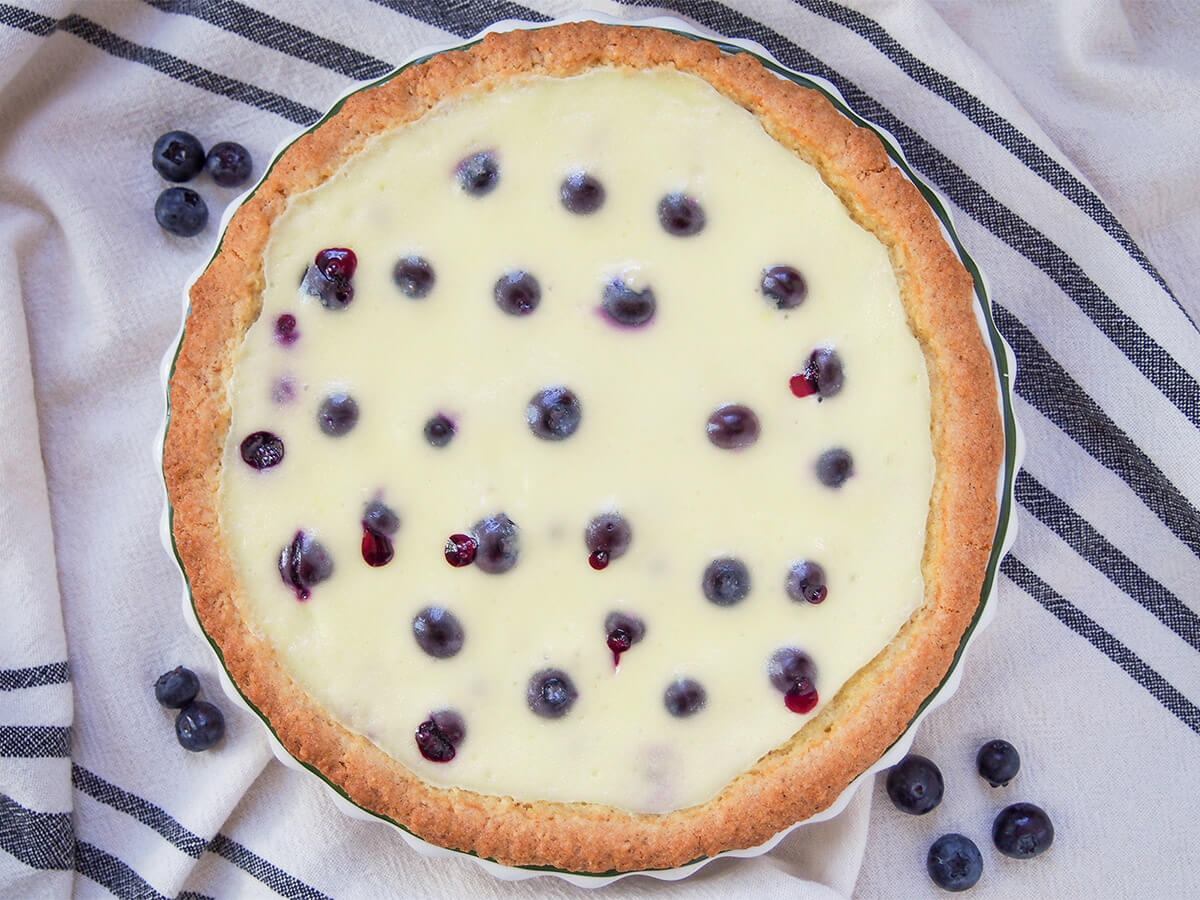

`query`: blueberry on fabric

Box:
[412,606,465,659]
[816,448,854,487]
[155,187,208,237]
[927,833,983,892]
[154,666,200,709]
[317,392,359,436]
[393,256,435,298]
[494,270,541,316]
[278,531,333,600]
[706,405,760,450]
[239,431,284,470]
[702,557,751,606]
[601,281,656,328]
[204,141,253,187]
[423,414,455,448]
[992,803,1054,859]
[526,387,581,441]
[560,172,605,214]
[886,754,945,815]
[527,668,577,719]
[152,130,205,182]
[664,678,707,717]
[457,151,499,196]
[471,514,519,574]
[658,192,705,236]
[785,560,827,604]
[760,265,807,309]
[415,710,466,762]
[175,700,225,751]
[976,739,1020,787]
[604,611,645,666]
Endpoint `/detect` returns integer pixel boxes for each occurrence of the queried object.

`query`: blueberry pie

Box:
[164,23,1003,872]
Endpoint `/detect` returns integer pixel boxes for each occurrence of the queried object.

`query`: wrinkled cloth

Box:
[0,1,1197,897]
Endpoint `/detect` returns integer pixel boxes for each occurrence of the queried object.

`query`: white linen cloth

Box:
[0,1,1196,897]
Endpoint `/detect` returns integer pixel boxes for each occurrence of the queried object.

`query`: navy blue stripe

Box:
[0,725,70,757]
[997,306,1200,558]
[612,0,1200,428]
[1016,470,1200,652]
[76,839,166,900]
[1003,556,1200,735]
[0,6,319,125]
[0,662,69,691]
[209,834,331,900]
[73,765,206,858]
[0,794,74,870]
[790,0,1192,327]
[74,765,331,900]
[141,0,394,81]
[366,0,549,37]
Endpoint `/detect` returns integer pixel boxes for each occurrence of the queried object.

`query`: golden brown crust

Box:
[164,22,1003,873]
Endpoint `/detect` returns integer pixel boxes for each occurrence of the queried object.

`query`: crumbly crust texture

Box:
[164,22,1003,873]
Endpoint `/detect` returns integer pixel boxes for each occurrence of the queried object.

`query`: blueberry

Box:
[412,606,465,659]
[658,193,705,236]
[274,313,299,346]
[494,270,541,316]
[315,248,357,281]
[300,265,354,310]
[526,387,581,441]
[423,414,455,447]
[767,647,817,694]
[317,392,359,436]
[992,803,1054,859]
[761,265,808,309]
[977,739,1020,787]
[927,833,983,892]
[601,281,656,328]
[155,187,208,237]
[362,500,400,537]
[277,531,333,600]
[702,557,751,606]
[664,678,707,717]
[527,668,577,719]
[807,348,844,399]
[204,141,253,187]
[816,448,854,487]
[560,172,605,214]
[361,527,393,567]
[706,404,760,450]
[605,610,646,665]
[239,431,284,470]
[415,711,465,762]
[457,151,499,196]
[393,256,435,298]
[444,533,477,567]
[472,514,519,574]
[154,666,200,709]
[175,700,225,751]
[785,560,827,604]
[585,514,632,561]
[152,130,205,182]
[886,754,944,815]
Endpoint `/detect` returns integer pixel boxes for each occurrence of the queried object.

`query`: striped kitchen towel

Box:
[0,1,1196,897]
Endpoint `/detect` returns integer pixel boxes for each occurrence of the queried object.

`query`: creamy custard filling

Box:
[219,67,933,814]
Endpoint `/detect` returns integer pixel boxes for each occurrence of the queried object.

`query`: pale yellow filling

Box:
[219,68,933,813]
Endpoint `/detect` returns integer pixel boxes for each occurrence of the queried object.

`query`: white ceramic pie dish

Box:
[155,11,1023,887]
